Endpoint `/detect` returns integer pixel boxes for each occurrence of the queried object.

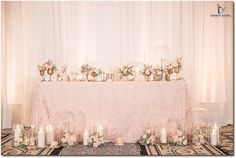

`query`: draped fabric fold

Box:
[1,1,233,126]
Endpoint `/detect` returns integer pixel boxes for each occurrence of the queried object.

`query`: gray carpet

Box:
[59,143,141,155]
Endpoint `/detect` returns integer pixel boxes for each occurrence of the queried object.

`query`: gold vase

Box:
[39,69,46,81]
[47,68,54,81]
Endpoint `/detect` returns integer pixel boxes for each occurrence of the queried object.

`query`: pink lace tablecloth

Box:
[32,81,191,143]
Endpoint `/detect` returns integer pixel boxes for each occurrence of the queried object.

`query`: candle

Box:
[83,130,89,146]
[213,123,219,144]
[14,124,21,141]
[97,125,104,142]
[211,129,218,146]
[97,125,103,136]
[46,125,54,145]
[161,128,167,144]
[38,127,45,148]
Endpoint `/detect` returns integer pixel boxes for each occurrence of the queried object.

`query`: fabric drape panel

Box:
[1,1,233,126]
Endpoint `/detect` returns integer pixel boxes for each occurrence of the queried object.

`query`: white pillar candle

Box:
[211,129,218,146]
[46,125,54,145]
[38,127,45,148]
[213,123,219,143]
[83,130,89,146]
[161,128,167,144]
[97,125,103,136]
[97,125,104,142]
[14,124,21,141]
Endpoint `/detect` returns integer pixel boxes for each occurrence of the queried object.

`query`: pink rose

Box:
[93,142,100,148]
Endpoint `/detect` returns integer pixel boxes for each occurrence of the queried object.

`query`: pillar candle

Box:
[211,129,218,146]
[83,130,89,146]
[97,125,104,142]
[161,128,167,144]
[38,127,45,148]
[213,123,219,143]
[46,125,54,145]
[14,124,21,141]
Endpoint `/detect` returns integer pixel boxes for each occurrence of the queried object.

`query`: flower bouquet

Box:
[119,65,135,81]
[153,66,164,81]
[38,64,46,81]
[192,128,206,146]
[80,64,92,81]
[45,60,57,81]
[89,67,102,81]
[88,133,104,147]
[142,65,153,81]
[171,126,187,146]
[13,133,32,149]
[172,57,183,80]
[164,64,173,81]
[56,65,68,81]
[60,131,77,147]
[138,129,157,145]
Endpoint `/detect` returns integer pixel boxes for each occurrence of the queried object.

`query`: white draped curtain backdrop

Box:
[1,1,233,127]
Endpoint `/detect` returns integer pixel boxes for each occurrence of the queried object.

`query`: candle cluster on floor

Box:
[13,123,221,148]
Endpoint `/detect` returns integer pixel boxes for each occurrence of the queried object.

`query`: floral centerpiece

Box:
[38,64,47,81]
[88,133,104,147]
[119,65,135,81]
[57,65,68,81]
[153,66,163,81]
[89,67,102,81]
[138,129,157,145]
[45,60,57,81]
[80,64,92,81]
[172,57,183,80]
[171,126,187,146]
[13,133,34,148]
[60,131,77,147]
[164,63,173,81]
[192,128,206,145]
[142,65,153,81]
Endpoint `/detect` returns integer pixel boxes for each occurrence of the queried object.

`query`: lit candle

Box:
[211,129,218,146]
[38,127,45,148]
[46,125,54,145]
[83,129,89,146]
[14,124,21,141]
[161,128,167,144]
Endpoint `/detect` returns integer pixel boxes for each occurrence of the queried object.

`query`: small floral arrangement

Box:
[142,65,153,77]
[61,131,77,147]
[81,64,92,74]
[172,57,182,73]
[153,66,163,76]
[13,133,30,148]
[164,63,174,75]
[88,133,104,148]
[57,65,68,81]
[138,129,157,145]
[38,64,46,71]
[44,60,57,71]
[119,65,135,79]
[171,126,187,146]
[90,67,102,78]
[192,128,206,145]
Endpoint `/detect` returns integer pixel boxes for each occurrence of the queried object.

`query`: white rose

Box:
[183,139,187,145]
[142,134,147,139]
[61,138,67,143]
[147,129,151,134]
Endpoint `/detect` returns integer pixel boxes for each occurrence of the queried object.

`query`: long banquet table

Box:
[32,81,191,143]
